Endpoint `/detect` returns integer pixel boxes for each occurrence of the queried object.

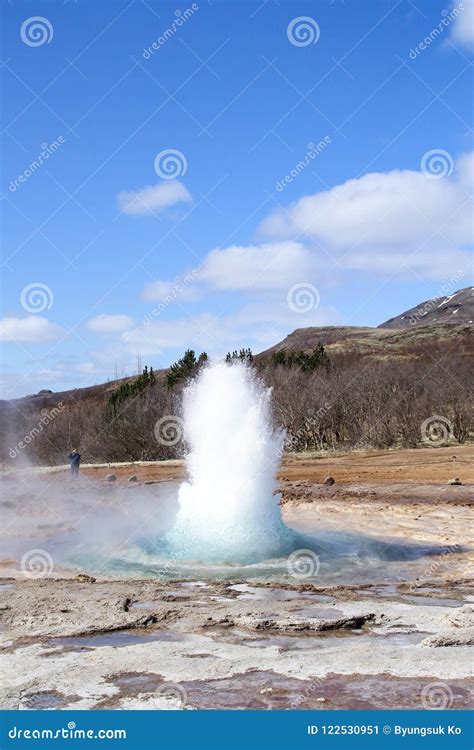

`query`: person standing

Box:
[68,448,81,478]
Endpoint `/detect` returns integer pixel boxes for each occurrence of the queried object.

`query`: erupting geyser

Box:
[22,359,442,578]
[164,361,296,563]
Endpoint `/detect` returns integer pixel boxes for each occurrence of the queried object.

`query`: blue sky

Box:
[1,0,473,397]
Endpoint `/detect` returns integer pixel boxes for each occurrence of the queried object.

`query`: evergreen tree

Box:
[225,348,253,364]
[271,350,287,366]
[269,345,329,372]
[166,350,208,389]
[108,365,155,416]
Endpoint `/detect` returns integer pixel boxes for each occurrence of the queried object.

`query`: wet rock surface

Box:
[1,460,473,711]
[1,575,473,710]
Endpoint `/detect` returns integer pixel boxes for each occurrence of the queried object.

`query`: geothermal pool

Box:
[2,362,472,712]
[1,362,462,585]
[96,363,456,581]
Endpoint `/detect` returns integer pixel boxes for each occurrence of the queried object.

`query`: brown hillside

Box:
[257,323,473,363]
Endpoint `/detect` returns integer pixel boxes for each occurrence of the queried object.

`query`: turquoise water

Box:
[66,522,454,584]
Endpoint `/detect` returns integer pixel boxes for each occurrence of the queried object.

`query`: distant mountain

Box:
[257,323,472,363]
[1,287,473,466]
[256,287,473,364]
[378,287,473,329]
[1,288,473,412]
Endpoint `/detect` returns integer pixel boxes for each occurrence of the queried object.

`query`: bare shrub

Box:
[1,349,472,466]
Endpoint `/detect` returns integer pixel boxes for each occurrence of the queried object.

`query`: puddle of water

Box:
[401,594,464,607]
[21,690,80,709]
[369,631,429,646]
[244,634,347,650]
[355,584,465,608]
[179,670,472,710]
[0,582,15,590]
[48,630,186,649]
[47,629,212,651]
[113,672,162,692]
[207,624,428,651]
[239,631,427,650]
[357,584,399,598]
[229,584,334,603]
[98,672,191,708]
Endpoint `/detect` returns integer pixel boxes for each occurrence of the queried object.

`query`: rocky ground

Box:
[0,575,473,710]
[0,446,473,710]
[14,444,473,489]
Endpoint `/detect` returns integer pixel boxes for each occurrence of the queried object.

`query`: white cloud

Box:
[118,180,192,215]
[86,314,135,333]
[141,276,200,303]
[0,316,63,343]
[198,241,318,291]
[232,299,337,328]
[125,240,336,360]
[73,361,105,374]
[457,150,474,187]
[140,241,322,306]
[121,313,222,355]
[120,297,339,359]
[258,152,473,277]
[345,248,471,278]
[122,151,471,371]
[450,0,474,48]
[142,154,472,298]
